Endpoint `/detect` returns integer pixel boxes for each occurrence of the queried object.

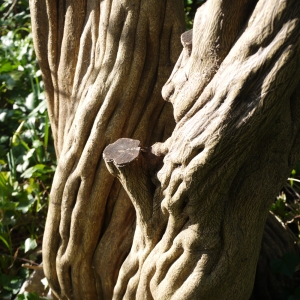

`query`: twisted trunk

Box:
[104,0,300,299]
[30,1,184,299]
[30,0,300,299]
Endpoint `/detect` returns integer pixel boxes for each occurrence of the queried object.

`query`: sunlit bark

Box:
[30,0,300,299]
[106,0,300,299]
[30,1,184,298]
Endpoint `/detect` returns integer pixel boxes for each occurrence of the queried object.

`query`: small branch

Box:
[181,29,193,53]
[0,251,40,266]
[3,0,17,20]
[22,264,43,270]
[287,178,300,183]
[103,138,163,238]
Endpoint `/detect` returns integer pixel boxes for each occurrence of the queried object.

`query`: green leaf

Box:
[16,197,35,213]
[23,177,38,194]
[3,74,17,90]
[0,272,23,294]
[0,111,7,122]
[0,235,11,251]
[27,98,47,117]
[0,61,14,72]
[41,277,48,289]
[270,252,300,279]
[0,135,9,143]
[288,296,299,300]
[17,292,40,300]
[21,164,45,178]
[24,238,37,253]
[0,199,18,210]
[25,92,36,110]
[32,140,43,148]
[9,70,23,81]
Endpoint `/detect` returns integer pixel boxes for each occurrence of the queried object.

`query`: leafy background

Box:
[0,0,55,298]
[0,0,300,299]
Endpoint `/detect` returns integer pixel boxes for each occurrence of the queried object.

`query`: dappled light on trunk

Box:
[30,0,184,298]
[30,0,300,299]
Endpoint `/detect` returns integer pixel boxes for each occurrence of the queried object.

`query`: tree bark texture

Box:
[30,0,300,299]
[105,0,300,299]
[30,0,184,299]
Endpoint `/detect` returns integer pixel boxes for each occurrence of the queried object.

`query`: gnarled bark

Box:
[30,0,300,299]
[30,0,184,299]
[105,0,300,299]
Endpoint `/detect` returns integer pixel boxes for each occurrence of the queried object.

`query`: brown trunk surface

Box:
[30,0,300,299]
[30,0,184,299]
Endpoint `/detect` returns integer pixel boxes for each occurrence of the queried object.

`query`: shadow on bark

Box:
[29,0,300,299]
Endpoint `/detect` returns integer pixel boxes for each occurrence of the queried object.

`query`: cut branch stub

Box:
[103,138,141,172]
[181,29,193,53]
[103,138,159,238]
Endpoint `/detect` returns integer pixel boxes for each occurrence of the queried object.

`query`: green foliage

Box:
[0,0,56,298]
[270,168,300,299]
[17,291,39,300]
[0,270,26,299]
[184,0,206,29]
[1,0,300,299]
[271,252,300,280]
[270,253,300,299]
[281,288,300,300]
[271,192,289,220]
[271,174,300,241]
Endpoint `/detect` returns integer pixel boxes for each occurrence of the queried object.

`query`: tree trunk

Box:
[30,1,184,299]
[30,0,300,299]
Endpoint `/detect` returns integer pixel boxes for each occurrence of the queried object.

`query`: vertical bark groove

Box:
[30,0,300,298]
[30,0,184,299]
[106,0,300,299]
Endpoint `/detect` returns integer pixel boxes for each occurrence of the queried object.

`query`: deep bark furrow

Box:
[110,0,300,299]
[30,0,184,299]
[29,0,300,298]
[162,0,258,123]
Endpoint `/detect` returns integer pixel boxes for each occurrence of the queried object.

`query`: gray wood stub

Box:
[103,138,141,165]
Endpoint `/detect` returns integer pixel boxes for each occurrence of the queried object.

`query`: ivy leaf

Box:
[41,277,48,289]
[21,164,45,178]
[0,272,23,294]
[270,253,300,279]
[16,197,35,213]
[17,292,40,300]
[0,61,14,73]
[24,238,37,253]
[32,140,43,148]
